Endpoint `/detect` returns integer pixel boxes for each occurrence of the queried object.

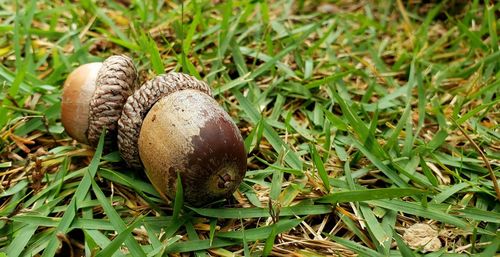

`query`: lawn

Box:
[0,0,499,256]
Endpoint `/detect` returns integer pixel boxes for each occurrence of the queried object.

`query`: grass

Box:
[0,0,499,256]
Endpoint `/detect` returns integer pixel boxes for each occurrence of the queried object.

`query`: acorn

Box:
[118,73,247,206]
[61,55,137,146]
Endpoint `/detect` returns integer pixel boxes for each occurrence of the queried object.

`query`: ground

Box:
[0,0,499,256]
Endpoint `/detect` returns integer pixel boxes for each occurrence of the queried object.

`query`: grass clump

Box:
[0,0,499,256]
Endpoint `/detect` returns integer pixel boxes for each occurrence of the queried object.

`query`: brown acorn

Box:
[118,73,247,206]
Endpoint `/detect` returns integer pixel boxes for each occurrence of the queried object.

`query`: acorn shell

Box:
[61,55,137,146]
[118,72,211,169]
[61,62,102,144]
[138,89,247,206]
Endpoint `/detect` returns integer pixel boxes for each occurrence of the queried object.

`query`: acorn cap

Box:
[118,72,211,169]
[61,55,138,146]
[87,55,138,146]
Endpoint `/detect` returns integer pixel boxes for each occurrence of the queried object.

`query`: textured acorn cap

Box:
[118,72,211,169]
[87,55,138,146]
[138,90,247,206]
[61,55,138,146]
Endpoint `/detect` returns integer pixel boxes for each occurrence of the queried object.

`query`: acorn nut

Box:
[118,73,247,206]
[61,55,137,146]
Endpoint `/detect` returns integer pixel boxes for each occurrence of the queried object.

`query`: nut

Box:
[61,55,137,146]
[118,72,211,169]
[118,73,246,206]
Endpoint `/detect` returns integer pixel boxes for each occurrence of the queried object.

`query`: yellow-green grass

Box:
[0,0,499,256]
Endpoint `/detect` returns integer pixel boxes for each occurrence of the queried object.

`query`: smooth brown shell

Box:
[61,62,102,144]
[138,90,247,206]
[61,55,137,146]
[118,72,211,169]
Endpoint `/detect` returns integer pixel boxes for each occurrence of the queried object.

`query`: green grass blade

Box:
[191,204,332,219]
[309,144,330,192]
[325,234,385,257]
[317,188,427,204]
[40,131,106,257]
[90,179,147,257]
[95,217,143,257]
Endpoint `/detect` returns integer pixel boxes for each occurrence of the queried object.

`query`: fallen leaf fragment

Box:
[402,223,441,252]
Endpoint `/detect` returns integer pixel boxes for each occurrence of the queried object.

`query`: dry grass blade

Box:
[452,118,500,201]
